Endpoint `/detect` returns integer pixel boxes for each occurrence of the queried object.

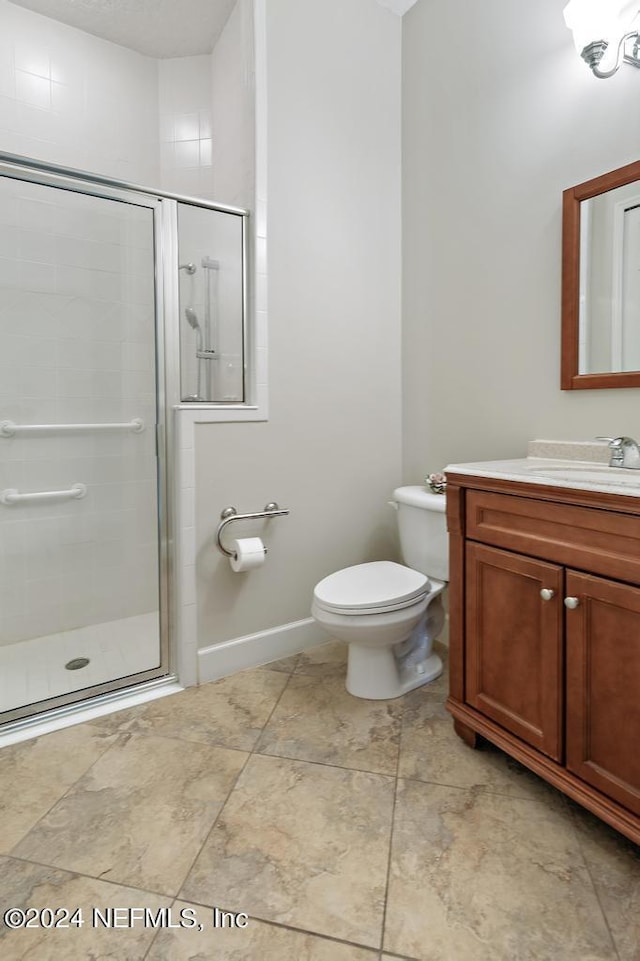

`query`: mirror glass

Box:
[580,184,640,374]
[562,160,640,389]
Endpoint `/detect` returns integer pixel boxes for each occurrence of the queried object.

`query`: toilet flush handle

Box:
[388,501,398,510]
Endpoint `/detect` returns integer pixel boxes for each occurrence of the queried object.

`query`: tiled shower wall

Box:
[158,0,255,209]
[0,0,252,207]
[0,0,159,184]
[0,178,158,646]
[158,56,215,201]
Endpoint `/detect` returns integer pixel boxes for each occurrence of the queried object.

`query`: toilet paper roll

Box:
[230,537,266,572]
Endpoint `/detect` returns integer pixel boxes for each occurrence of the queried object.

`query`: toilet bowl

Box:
[312,561,444,699]
[311,487,448,700]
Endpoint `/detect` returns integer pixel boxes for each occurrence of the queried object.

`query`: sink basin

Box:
[527,463,640,487]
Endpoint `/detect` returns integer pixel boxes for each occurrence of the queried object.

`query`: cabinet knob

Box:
[540,588,555,601]
[564,596,580,610]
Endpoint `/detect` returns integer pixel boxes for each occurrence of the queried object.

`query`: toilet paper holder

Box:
[215,502,290,559]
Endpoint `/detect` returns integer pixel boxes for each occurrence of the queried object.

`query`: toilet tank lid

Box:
[392,486,446,512]
[314,561,428,612]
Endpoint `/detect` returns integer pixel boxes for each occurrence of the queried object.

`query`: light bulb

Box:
[564,0,640,53]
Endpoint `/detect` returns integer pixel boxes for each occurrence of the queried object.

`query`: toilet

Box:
[311,486,448,699]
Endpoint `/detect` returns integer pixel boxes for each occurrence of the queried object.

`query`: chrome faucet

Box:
[597,436,640,469]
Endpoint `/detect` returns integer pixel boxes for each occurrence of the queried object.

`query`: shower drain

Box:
[65,657,90,671]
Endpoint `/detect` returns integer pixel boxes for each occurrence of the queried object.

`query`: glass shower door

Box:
[0,170,166,723]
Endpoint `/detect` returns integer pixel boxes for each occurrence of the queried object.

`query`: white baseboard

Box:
[198,617,327,684]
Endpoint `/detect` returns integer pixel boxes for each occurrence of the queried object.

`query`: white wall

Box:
[402,0,640,481]
[0,1,248,203]
[0,0,159,184]
[158,55,215,200]
[211,0,255,209]
[195,0,403,651]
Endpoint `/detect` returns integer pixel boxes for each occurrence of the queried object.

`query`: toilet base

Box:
[346,645,442,700]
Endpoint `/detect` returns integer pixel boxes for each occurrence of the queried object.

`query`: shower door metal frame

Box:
[0,157,174,725]
[0,152,250,407]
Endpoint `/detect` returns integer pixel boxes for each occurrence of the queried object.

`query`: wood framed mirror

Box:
[562,159,640,390]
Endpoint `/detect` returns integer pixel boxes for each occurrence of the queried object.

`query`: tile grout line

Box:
[2,853,178,902]
[399,771,567,804]
[4,811,417,961]
[380,952,422,961]
[378,686,406,958]
[140,744,255,960]
[84,722,257,757]
[246,652,419,959]
[564,800,622,961]
[170,663,298,910]
[141,665,306,960]
[140,666,303,960]
[252,746,397,780]
[164,656,404,956]
[5,658,298,892]
[5,728,128,857]
[248,665,297,758]
[164,896,393,957]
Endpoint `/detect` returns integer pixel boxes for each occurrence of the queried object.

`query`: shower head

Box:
[185,306,201,331]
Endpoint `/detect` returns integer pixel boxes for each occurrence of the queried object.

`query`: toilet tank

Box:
[392,486,449,581]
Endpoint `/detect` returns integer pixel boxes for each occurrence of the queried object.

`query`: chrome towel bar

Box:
[0,419,145,437]
[1,484,87,505]
[216,502,290,559]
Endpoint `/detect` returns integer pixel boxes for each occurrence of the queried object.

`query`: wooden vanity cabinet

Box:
[564,571,640,816]
[465,542,564,762]
[446,475,640,845]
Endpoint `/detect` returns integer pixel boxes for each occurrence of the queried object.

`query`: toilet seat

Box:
[313,561,430,616]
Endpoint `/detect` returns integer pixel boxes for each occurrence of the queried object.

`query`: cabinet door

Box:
[566,572,640,815]
[465,543,564,760]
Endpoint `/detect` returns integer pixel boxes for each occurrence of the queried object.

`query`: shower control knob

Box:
[564,596,580,610]
[540,588,555,601]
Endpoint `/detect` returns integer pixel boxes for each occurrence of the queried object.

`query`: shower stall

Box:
[0,153,247,728]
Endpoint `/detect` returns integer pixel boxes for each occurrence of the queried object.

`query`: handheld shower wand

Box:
[185,306,203,401]
[185,306,202,349]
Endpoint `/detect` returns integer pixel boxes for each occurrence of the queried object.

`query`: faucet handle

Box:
[596,436,624,467]
[598,436,639,448]
[596,436,627,454]
[595,436,640,468]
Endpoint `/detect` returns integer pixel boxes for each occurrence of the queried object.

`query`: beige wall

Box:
[195,0,403,649]
[402,0,640,481]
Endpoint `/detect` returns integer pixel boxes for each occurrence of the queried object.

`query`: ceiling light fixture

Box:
[563,0,640,78]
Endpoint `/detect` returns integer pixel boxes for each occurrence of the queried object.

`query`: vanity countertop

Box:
[445,457,640,499]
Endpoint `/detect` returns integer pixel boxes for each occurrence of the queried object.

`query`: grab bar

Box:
[216,502,290,558]
[1,484,87,505]
[0,419,145,437]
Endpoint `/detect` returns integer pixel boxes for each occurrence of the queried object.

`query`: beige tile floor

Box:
[0,640,638,960]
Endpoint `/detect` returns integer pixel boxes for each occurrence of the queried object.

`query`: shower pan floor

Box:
[0,612,160,716]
